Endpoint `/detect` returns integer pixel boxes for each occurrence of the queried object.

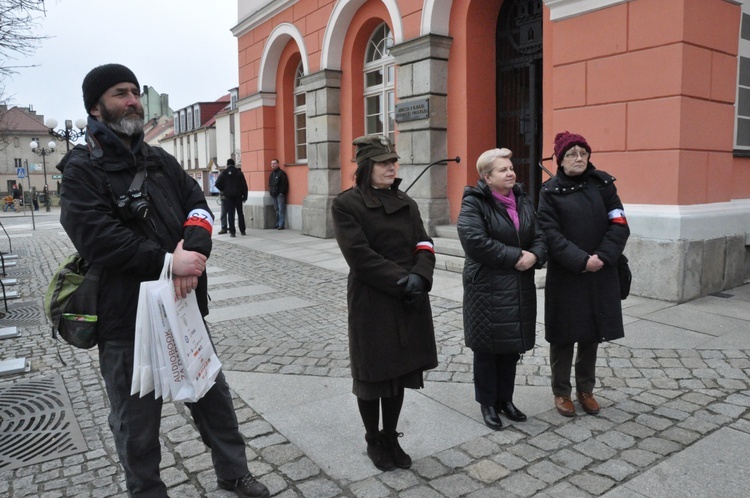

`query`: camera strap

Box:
[127,166,147,194]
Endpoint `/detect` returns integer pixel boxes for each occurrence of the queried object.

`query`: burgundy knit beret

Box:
[553,131,591,166]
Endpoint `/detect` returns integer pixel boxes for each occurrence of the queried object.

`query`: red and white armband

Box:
[608,208,628,226]
[415,240,435,254]
[184,208,214,234]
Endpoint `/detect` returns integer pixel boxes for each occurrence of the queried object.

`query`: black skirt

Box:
[352,368,425,400]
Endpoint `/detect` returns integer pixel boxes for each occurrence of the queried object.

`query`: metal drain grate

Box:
[0,374,88,470]
[0,301,44,327]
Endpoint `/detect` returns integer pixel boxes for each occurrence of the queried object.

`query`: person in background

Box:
[215,158,248,237]
[57,63,269,498]
[332,134,438,472]
[457,148,547,430]
[3,194,15,212]
[537,131,630,417]
[268,158,288,230]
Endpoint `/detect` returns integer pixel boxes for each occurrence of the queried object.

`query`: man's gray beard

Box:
[107,115,144,136]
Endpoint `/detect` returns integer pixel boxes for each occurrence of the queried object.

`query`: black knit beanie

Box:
[82,64,140,114]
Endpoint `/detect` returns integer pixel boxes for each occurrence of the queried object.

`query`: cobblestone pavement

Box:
[1,213,749,497]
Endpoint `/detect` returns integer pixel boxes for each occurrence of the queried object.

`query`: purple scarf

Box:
[492,190,519,230]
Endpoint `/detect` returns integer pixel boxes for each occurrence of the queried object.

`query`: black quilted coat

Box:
[537,163,630,344]
[457,182,547,354]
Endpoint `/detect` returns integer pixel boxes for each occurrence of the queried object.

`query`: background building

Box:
[160,95,231,194]
[232,0,749,302]
[0,105,67,198]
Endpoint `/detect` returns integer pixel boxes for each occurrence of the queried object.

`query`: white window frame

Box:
[364,23,396,144]
[736,1,750,151]
[294,61,308,163]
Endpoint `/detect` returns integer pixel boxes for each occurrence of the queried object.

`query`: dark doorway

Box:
[496,0,544,204]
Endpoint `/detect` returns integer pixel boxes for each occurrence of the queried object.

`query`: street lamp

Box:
[29,139,56,212]
[46,118,87,151]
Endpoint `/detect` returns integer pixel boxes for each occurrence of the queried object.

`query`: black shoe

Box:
[217,472,269,498]
[480,405,503,430]
[498,401,527,422]
[365,433,396,471]
[380,430,412,469]
[218,229,227,234]
[277,226,284,230]
[230,233,236,237]
[241,232,246,236]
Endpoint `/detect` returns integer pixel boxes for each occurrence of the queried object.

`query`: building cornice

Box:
[543,0,632,21]
[231,0,298,38]
[237,92,277,113]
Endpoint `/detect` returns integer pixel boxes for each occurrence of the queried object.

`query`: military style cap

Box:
[353,134,399,165]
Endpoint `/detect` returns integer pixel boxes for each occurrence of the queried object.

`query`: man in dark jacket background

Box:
[267,158,288,229]
[57,63,269,498]
[215,158,248,237]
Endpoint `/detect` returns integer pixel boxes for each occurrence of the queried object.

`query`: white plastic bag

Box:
[130,252,220,403]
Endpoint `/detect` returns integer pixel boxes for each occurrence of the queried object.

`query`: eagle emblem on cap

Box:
[379,136,390,147]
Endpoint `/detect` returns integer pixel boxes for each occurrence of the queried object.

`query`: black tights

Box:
[357,390,404,436]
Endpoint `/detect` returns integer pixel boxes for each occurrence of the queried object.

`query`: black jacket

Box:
[56,117,212,343]
[457,182,547,354]
[331,180,438,383]
[268,167,288,197]
[537,163,630,344]
[215,165,248,200]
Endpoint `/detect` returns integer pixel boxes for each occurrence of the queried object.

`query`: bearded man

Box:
[56,64,269,498]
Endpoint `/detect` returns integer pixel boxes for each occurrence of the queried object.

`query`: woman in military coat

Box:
[332,134,438,472]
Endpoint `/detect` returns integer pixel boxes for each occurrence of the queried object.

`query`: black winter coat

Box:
[268,168,288,197]
[331,180,438,383]
[56,118,212,343]
[537,163,630,344]
[215,165,248,200]
[457,182,547,354]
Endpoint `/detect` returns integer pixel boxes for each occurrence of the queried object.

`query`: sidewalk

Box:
[0,216,749,497]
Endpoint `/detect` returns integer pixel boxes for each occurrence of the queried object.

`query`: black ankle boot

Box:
[380,430,412,469]
[365,433,396,471]
[480,405,503,430]
[498,401,527,422]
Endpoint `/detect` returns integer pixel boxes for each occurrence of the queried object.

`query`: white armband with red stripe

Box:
[184,208,214,234]
[608,208,628,226]
[415,241,435,254]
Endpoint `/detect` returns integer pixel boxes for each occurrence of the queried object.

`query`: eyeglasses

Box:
[563,150,589,160]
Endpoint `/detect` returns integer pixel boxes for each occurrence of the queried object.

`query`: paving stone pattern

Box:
[0,221,749,497]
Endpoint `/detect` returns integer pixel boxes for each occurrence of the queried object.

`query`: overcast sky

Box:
[1,0,248,130]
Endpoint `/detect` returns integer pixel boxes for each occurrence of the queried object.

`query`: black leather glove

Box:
[397,273,428,298]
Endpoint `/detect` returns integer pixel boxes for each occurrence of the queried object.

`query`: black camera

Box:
[116,190,152,221]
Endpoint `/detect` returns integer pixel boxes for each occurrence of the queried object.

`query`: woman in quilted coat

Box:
[457,148,547,430]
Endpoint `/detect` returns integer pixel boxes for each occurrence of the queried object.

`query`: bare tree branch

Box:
[0,0,49,77]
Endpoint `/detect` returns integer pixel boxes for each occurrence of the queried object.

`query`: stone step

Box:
[0,254,19,260]
[0,358,29,376]
[1,279,18,286]
[0,326,19,339]
[1,290,19,299]
[434,237,465,258]
[434,224,459,240]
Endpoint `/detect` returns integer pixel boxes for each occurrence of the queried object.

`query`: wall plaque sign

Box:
[395,98,429,122]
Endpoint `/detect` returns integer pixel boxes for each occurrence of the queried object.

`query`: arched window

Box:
[294,61,307,162]
[364,23,395,143]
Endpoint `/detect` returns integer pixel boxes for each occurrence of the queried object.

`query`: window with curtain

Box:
[364,23,395,144]
[294,61,308,162]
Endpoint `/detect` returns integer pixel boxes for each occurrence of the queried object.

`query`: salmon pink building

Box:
[232,0,750,302]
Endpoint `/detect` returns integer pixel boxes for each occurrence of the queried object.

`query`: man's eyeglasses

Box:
[563,150,589,160]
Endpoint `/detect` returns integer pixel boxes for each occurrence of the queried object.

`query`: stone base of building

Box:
[626,201,750,303]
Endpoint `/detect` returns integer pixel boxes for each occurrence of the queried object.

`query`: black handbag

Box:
[617,254,632,300]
